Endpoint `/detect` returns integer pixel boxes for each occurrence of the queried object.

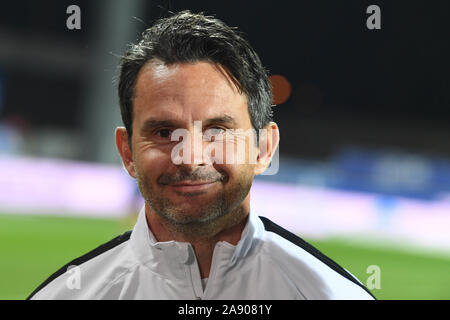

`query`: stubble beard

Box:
[135,165,254,241]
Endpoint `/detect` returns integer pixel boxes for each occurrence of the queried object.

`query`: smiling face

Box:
[116,60,277,240]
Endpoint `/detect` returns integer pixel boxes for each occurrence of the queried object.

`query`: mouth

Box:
[169,180,219,193]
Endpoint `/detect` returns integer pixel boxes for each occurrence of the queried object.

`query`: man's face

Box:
[125,61,258,234]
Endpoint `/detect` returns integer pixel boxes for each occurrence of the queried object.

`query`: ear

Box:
[254,122,280,176]
[115,127,136,179]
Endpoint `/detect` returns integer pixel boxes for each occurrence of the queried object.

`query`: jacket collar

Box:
[129,206,261,278]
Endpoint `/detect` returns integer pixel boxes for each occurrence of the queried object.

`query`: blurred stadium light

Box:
[0,149,449,254]
[0,154,136,217]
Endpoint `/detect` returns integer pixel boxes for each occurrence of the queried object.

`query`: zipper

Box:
[202,242,222,297]
[186,244,204,300]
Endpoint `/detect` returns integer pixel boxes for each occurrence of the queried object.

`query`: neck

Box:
[145,204,249,278]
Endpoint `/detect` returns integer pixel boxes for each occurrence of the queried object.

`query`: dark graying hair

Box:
[118,10,273,146]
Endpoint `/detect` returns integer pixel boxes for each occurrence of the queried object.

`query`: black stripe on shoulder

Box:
[26,230,132,300]
[259,216,376,299]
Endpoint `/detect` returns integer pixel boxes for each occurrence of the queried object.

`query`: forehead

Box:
[132,60,250,125]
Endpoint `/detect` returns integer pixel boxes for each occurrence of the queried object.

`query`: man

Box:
[28,11,375,300]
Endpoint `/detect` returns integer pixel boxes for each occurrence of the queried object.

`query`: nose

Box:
[170,121,211,168]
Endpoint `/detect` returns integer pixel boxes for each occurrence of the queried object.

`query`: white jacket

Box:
[28,207,375,300]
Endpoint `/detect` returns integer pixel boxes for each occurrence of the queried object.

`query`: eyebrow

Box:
[141,115,237,132]
[203,115,237,127]
[141,119,179,132]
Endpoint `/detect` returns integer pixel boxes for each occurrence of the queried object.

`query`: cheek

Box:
[213,162,254,185]
[134,147,172,181]
[223,134,258,165]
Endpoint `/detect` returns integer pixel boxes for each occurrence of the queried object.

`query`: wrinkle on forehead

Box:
[137,59,243,97]
[132,60,251,130]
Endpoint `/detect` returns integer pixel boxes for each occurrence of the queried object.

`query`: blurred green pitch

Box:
[1,213,449,300]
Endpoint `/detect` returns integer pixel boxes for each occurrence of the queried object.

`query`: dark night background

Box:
[0,0,449,161]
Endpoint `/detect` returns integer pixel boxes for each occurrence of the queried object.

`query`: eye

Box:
[208,127,225,135]
[203,127,225,141]
[155,128,172,138]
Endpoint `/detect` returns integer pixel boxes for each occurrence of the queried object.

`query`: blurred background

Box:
[0,0,449,299]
